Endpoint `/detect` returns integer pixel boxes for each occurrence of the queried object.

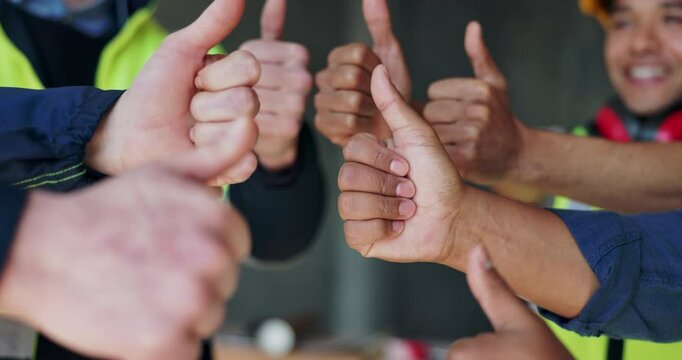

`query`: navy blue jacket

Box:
[0,86,325,263]
[542,210,682,342]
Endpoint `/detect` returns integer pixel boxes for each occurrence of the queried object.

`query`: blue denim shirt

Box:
[540,210,682,342]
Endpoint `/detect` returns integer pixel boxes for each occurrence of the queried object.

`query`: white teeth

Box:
[630,66,665,80]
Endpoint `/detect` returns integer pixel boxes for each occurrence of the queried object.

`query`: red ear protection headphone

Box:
[594,99,682,143]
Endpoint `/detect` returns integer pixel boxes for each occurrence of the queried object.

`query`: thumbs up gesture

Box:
[338,65,463,263]
[239,0,313,171]
[86,0,260,186]
[447,246,573,360]
[424,22,528,184]
[315,0,412,146]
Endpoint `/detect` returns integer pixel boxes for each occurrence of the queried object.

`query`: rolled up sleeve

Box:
[539,210,682,342]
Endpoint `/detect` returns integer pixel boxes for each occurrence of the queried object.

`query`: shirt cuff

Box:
[0,187,28,272]
[539,209,643,337]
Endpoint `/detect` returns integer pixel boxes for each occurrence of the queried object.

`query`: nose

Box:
[630,20,662,56]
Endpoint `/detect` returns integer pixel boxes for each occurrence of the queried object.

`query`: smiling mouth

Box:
[627,65,667,83]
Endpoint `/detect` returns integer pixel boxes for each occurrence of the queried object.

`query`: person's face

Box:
[605,0,682,115]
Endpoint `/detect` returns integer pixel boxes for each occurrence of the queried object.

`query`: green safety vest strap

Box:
[1,2,226,91]
[0,25,43,89]
[548,126,682,359]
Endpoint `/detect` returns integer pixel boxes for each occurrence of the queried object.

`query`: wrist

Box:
[506,124,543,185]
[440,186,480,271]
[85,102,123,176]
[257,142,298,172]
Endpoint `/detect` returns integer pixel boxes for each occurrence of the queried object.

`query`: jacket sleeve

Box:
[230,124,326,262]
[0,185,28,273]
[540,210,682,342]
[0,87,123,192]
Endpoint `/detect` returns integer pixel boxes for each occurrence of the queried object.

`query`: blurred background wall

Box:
[157,0,613,342]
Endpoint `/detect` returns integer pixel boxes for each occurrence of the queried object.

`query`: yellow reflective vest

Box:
[549,127,682,360]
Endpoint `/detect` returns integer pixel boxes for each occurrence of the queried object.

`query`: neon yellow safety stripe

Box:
[548,126,682,360]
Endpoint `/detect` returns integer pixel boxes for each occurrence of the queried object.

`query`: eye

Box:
[610,17,633,30]
[663,14,682,25]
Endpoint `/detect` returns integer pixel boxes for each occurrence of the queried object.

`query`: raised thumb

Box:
[466,245,535,332]
[464,21,507,90]
[170,0,245,53]
[261,0,286,41]
[371,65,432,139]
[363,0,397,48]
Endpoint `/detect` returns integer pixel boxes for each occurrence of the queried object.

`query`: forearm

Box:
[510,128,682,213]
[445,187,599,318]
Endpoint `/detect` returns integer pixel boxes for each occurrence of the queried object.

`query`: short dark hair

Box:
[601,0,617,12]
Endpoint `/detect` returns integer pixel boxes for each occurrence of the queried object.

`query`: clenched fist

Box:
[240,0,313,170]
[315,0,411,146]
[424,22,528,184]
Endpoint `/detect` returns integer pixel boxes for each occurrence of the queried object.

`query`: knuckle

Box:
[313,92,327,109]
[337,164,354,189]
[236,87,260,117]
[343,222,362,250]
[382,197,396,217]
[345,66,364,87]
[343,133,366,159]
[347,92,364,110]
[297,71,314,92]
[337,194,354,219]
[344,114,360,133]
[240,53,262,84]
[478,83,493,102]
[349,43,372,63]
[376,173,394,196]
[292,45,311,65]
[239,39,259,51]
[315,70,327,87]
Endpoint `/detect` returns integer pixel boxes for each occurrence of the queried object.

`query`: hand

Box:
[86,0,261,186]
[0,129,254,360]
[315,0,411,146]
[448,246,573,360]
[240,0,313,171]
[339,65,463,264]
[424,21,527,184]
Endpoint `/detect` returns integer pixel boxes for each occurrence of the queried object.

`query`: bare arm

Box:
[510,128,682,213]
[445,187,599,318]
[423,22,682,213]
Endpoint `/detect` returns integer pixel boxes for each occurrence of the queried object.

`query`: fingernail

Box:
[398,200,416,217]
[390,160,409,176]
[392,221,404,233]
[396,182,414,198]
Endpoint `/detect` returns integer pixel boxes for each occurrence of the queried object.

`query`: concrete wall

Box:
[156,0,614,340]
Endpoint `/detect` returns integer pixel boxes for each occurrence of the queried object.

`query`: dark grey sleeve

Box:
[229,124,326,261]
[0,186,28,272]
